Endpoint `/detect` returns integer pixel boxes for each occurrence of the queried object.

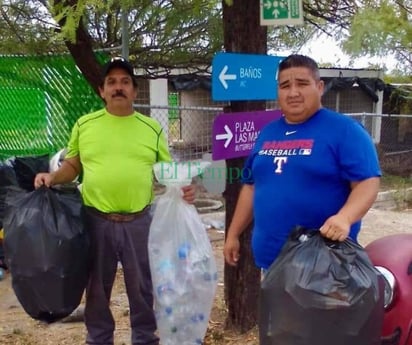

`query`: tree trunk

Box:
[64,25,103,96]
[222,0,267,333]
[53,0,103,95]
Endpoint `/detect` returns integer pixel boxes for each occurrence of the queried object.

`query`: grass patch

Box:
[380,174,412,191]
[380,174,412,209]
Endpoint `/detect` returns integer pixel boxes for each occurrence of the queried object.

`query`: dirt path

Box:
[0,207,411,345]
[359,208,412,245]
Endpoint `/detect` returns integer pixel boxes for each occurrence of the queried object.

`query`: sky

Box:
[278,35,398,72]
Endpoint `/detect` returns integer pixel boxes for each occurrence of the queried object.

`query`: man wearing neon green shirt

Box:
[34,57,195,345]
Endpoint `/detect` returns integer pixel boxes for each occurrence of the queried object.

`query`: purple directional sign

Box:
[212,110,282,160]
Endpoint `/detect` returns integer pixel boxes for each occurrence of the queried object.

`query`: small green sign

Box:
[168,93,179,120]
[260,0,304,26]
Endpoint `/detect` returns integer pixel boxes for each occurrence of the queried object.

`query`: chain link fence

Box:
[137,104,412,177]
[1,55,411,177]
[0,54,106,161]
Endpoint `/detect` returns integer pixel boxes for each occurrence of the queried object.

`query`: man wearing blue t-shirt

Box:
[224,54,381,270]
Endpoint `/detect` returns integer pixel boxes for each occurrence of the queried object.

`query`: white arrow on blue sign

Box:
[212,52,284,101]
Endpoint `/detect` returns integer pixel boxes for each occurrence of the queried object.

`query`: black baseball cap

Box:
[102,57,135,79]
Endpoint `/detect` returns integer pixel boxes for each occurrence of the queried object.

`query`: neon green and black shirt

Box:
[65,109,171,213]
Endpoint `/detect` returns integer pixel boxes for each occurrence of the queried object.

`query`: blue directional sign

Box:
[212,52,284,101]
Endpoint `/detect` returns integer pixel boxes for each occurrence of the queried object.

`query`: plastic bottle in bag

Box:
[149,161,218,345]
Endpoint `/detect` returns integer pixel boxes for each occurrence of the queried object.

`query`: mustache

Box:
[112,91,127,98]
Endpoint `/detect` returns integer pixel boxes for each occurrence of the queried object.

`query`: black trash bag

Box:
[12,154,49,191]
[3,186,90,323]
[0,161,18,187]
[0,161,18,228]
[0,162,18,269]
[260,227,384,345]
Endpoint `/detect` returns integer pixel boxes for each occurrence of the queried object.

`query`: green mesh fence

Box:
[0,53,107,161]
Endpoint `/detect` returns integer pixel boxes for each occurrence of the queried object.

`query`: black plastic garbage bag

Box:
[12,154,49,191]
[0,161,18,187]
[3,186,90,323]
[260,227,384,345]
[0,161,18,228]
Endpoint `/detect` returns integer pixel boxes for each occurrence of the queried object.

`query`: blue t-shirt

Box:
[242,108,381,269]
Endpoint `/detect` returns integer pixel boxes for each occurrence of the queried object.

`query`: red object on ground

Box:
[365,234,412,345]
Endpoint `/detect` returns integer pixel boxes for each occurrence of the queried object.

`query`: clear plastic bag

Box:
[260,227,384,345]
[148,161,218,345]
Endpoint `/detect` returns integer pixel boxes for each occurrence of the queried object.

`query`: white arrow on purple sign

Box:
[215,124,233,148]
[212,110,282,160]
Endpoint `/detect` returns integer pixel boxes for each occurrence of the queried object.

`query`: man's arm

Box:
[223,184,254,266]
[340,177,381,223]
[34,156,81,188]
[320,177,380,241]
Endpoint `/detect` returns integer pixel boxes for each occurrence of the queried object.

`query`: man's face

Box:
[99,67,137,113]
[278,66,324,124]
